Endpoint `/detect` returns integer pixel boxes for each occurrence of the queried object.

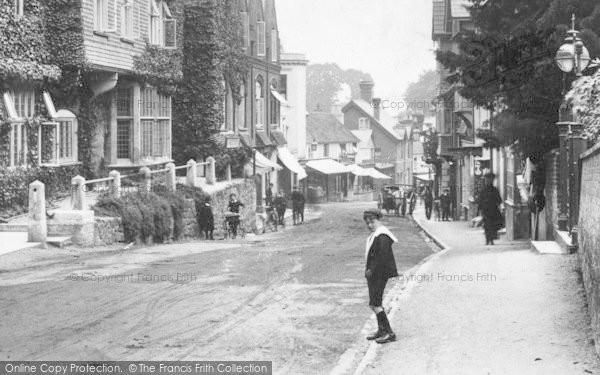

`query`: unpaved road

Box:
[0,202,434,374]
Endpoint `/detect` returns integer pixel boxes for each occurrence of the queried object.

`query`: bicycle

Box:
[262,206,279,233]
[223,213,246,239]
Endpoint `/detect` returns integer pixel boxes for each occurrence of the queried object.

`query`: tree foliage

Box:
[403,70,438,116]
[436,0,600,158]
[306,63,373,112]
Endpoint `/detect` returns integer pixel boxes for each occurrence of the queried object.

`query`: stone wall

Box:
[540,150,559,240]
[94,217,124,246]
[577,142,600,356]
[202,179,257,235]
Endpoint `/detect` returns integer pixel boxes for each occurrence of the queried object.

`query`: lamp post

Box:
[554,14,591,237]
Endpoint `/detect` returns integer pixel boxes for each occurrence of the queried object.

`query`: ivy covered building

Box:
[0,0,178,178]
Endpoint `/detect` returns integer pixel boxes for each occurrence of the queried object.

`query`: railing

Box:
[70,157,218,210]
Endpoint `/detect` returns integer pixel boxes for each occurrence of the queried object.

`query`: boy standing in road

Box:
[363,209,398,344]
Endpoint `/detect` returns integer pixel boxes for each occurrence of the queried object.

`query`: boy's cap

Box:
[363,208,382,219]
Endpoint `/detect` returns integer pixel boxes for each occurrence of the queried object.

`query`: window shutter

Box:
[163,18,176,48]
[106,0,117,32]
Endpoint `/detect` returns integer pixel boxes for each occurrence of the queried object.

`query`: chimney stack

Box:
[372,98,381,121]
[359,80,374,103]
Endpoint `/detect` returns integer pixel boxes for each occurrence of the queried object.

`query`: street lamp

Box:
[554,14,593,234]
[555,14,591,77]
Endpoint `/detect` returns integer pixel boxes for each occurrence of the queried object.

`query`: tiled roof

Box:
[450,0,470,18]
[306,112,360,144]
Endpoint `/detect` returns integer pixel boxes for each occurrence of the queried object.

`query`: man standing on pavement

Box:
[440,189,451,221]
[227,193,245,239]
[424,186,433,220]
[363,209,398,344]
[478,172,503,245]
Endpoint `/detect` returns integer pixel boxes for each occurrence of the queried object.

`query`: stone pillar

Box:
[186,159,197,187]
[28,181,47,244]
[109,170,121,198]
[166,162,176,192]
[206,156,216,185]
[140,167,151,193]
[71,175,86,210]
[226,163,232,181]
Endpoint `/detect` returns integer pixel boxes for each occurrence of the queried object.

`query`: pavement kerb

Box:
[407,214,452,252]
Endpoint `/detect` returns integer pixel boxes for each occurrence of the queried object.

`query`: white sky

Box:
[275,0,437,106]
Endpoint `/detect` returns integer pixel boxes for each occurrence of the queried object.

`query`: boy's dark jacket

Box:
[366,234,398,280]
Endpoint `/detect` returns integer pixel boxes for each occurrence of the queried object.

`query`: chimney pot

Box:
[372,98,381,121]
[359,80,375,103]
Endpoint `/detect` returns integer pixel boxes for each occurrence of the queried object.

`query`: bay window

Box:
[1,90,77,167]
[140,87,171,158]
[116,87,133,160]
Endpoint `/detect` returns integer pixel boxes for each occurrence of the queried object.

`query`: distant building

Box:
[304,112,359,202]
[342,81,404,184]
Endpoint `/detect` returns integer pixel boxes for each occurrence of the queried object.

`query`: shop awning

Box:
[248,150,283,174]
[365,168,392,180]
[271,90,290,107]
[277,147,307,180]
[306,159,350,175]
[347,164,371,177]
[413,172,434,181]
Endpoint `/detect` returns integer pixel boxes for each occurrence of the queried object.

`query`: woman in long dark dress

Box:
[363,209,399,344]
[478,172,503,245]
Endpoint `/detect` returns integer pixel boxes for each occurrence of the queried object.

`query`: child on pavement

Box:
[197,196,214,240]
[363,208,398,344]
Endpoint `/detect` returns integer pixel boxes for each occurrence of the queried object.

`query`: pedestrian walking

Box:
[273,191,287,226]
[265,183,274,207]
[197,196,214,240]
[478,172,503,245]
[291,187,305,225]
[424,186,433,220]
[440,189,451,221]
[363,209,398,344]
[408,189,417,215]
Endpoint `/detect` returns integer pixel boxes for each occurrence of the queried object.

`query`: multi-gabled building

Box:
[342,81,403,184]
[432,0,496,219]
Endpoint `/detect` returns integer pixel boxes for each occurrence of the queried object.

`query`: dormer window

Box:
[257,21,266,56]
[150,0,176,48]
[13,0,23,16]
[359,118,370,130]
